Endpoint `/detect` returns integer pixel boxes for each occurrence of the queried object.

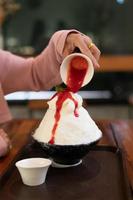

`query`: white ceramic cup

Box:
[60,53,94,87]
[15,157,52,186]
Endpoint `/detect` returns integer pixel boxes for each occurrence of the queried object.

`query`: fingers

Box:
[76,35,100,68]
[83,34,101,62]
[63,32,101,68]
[75,34,100,68]
[90,44,101,61]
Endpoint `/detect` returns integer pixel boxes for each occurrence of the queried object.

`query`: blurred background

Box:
[1,0,133,119]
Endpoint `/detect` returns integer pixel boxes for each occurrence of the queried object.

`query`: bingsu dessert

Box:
[33,53,102,166]
[33,91,102,145]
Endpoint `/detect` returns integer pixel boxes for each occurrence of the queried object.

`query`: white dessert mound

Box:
[33,93,102,145]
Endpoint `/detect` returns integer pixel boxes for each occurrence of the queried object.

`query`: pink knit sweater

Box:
[0,30,76,123]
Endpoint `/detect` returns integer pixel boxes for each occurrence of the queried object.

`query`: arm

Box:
[0,30,71,156]
[0,29,100,124]
[0,30,76,94]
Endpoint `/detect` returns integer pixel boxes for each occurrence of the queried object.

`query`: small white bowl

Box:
[15,158,51,186]
[60,53,94,87]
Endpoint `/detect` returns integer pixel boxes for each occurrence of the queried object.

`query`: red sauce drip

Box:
[48,90,79,144]
[48,56,88,144]
[67,56,88,93]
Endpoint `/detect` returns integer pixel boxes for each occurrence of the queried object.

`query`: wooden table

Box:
[0,119,133,194]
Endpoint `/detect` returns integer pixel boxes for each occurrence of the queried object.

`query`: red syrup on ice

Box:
[48,56,88,144]
[48,90,79,144]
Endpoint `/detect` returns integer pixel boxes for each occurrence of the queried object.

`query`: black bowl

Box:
[33,137,101,166]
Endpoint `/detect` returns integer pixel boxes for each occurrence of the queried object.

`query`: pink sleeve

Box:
[0,29,78,123]
[0,29,78,94]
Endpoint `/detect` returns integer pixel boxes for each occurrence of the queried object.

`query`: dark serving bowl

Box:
[33,137,102,167]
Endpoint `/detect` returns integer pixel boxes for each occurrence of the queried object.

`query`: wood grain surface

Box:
[0,119,133,191]
[110,120,133,189]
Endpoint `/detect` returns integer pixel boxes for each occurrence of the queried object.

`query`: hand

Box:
[63,32,101,68]
[0,129,11,157]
